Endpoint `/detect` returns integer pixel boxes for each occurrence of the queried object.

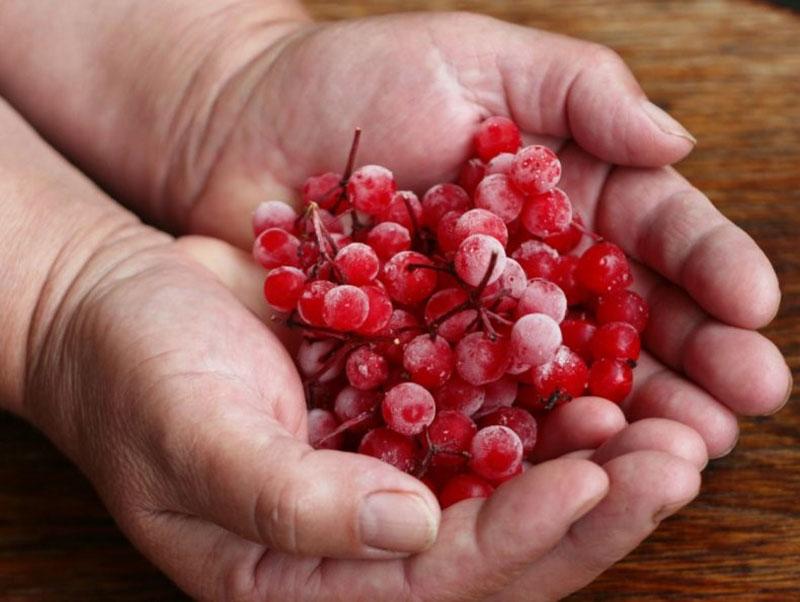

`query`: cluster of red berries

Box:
[252,117,648,508]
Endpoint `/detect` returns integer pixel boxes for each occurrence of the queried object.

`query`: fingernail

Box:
[653,501,688,524]
[769,366,794,415]
[360,492,437,553]
[641,100,697,144]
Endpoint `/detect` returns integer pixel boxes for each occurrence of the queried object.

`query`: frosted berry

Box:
[403,334,455,389]
[521,188,573,237]
[469,425,524,481]
[366,222,411,261]
[509,145,562,195]
[252,200,298,235]
[302,172,343,210]
[382,251,439,305]
[454,234,507,287]
[421,183,471,228]
[263,266,306,313]
[308,409,343,450]
[478,407,538,457]
[456,333,511,385]
[576,242,633,295]
[323,285,369,331]
[516,278,568,323]
[422,410,478,469]
[454,208,509,247]
[253,228,301,269]
[347,165,396,215]
[512,240,559,280]
[434,375,486,416]
[382,191,422,232]
[382,382,436,436]
[359,428,417,473]
[356,285,393,335]
[474,116,522,162]
[474,174,525,223]
[509,313,562,370]
[334,242,380,285]
[439,473,494,508]
[297,280,336,327]
[346,346,389,390]
[588,358,633,403]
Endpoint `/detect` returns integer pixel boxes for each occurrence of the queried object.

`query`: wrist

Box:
[0,0,311,232]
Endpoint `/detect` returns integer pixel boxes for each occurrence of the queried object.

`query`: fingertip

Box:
[593,418,709,471]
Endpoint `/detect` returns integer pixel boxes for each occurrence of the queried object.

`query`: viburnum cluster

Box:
[252,117,648,508]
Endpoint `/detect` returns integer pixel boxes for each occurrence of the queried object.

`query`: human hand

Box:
[167,12,790,459]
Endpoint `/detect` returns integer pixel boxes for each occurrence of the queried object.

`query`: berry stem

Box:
[342,128,362,182]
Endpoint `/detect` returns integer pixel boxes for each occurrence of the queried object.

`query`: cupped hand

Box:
[165,12,790,457]
[28,223,703,600]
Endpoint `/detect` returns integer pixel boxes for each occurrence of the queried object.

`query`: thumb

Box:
[175,412,440,559]
[477,18,695,165]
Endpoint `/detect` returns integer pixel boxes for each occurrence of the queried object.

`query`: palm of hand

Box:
[57,12,789,602]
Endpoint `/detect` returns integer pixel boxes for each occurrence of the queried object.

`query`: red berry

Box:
[481,376,519,414]
[252,201,298,236]
[346,346,389,390]
[576,242,633,295]
[334,387,380,433]
[323,285,370,331]
[302,172,343,209]
[551,255,590,306]
[421,183,471,228]
[297,280,336,327]
[509,313,562,371]
[454,208,509,247]
[454,234,507,287]
[358,428,417,473]
[347,165,396,216]
[253,227,301,269]
[381,251,438,305]
[509,145,562,195]
[378,309,422,364]
[366,222,411,261]
[560,318,597,361]
[458,158,487,197]
[469,425,524,481]
[590,322,641,362]
[474,116,522,162]
[438,473,494,508]
[434,375,486,416]
[308,409,343,449]
[263,266,306,312]
[596,289,649,333]
[356,285,393,335]
[520,188,573,237]
[524,346,589,408]
[485,152,515,176]
[480,258,527,304]
[588,358,633,403]
[424,288,478,343]
[422,410,478,468]
[516,278,568,323]
[436,210,465,256]
[543,213,585,253]
[478,407,538,457]
[382,382,436,436]
[334,242,380,285]
[455,333,511,385]
[382,191,422,232]
[474,174,525,223]
[403,334,455,389]
[512,240,559,279]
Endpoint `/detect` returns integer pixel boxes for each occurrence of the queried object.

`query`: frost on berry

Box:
[474,116,522,162]
[253,200,298,236]
[474,174,525,223]
[509,145,562,195]
[347,165,396,216]
[454,234,507,288]
[382,251,438,305]
[252,121,647,503]
[382,382,436,436]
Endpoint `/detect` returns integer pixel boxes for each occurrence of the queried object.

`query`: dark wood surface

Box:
[2,0,798,599]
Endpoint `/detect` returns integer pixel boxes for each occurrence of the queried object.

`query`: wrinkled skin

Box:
[2,9,791,602]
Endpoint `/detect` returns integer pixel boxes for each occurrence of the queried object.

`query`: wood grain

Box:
[1,0,798,599]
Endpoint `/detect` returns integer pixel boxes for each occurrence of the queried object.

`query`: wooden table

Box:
[1,0,798,599]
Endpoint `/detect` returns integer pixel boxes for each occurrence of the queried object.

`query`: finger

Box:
[485,22,695,165]
[595,166,780,329]
[531,396,627,461]
[591,418,708,469]
[254,458,609,601]
[625,352,739,458]
[157,388,440,559]
[498,451,700,601]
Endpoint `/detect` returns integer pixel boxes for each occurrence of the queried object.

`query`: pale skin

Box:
[0,1,792,600]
